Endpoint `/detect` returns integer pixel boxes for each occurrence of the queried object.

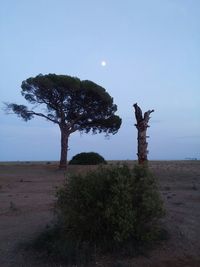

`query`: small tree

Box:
[5,74,121,168]
[133,103,154,165]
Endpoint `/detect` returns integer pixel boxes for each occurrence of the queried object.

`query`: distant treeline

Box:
[185,158,198,160]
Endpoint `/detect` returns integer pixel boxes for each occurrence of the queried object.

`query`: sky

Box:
[0,0,200,161]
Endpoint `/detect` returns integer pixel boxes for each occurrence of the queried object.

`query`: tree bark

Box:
[133,103,154,165]
[59,126,69,169]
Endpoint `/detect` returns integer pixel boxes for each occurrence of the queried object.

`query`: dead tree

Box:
[133,103,154,165]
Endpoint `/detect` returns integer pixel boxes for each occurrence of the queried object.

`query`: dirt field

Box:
[0,161,200,267]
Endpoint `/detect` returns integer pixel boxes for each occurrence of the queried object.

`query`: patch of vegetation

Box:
[33,165,165,265]
[69,152,107,165]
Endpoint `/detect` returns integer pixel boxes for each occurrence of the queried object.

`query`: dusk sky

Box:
[1,0,200,161]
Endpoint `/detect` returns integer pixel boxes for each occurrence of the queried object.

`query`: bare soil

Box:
[0,161,200,266]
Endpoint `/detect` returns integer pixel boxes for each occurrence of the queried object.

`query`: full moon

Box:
[101,60,107,67]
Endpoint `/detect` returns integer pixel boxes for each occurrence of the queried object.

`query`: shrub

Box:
[68,152,107,165]
[56,164,165,251]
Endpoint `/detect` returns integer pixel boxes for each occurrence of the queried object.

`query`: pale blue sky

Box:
[1,0,200,161]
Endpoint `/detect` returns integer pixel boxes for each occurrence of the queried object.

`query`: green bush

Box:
[56,165,165,250]
[69,152,107,165]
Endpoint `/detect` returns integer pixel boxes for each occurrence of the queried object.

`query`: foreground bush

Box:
[56,165,165,248]
[33,165,165,265]
[69,152,107,165]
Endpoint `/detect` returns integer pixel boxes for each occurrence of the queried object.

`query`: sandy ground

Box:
[0,161,200,266]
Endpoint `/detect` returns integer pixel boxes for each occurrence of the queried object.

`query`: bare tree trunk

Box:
[133,103,154,165]
[59,127,69,169]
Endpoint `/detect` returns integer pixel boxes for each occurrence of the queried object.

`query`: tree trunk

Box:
[59,127,69,169]
[133,103,154,165]
[137,126,148,164]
